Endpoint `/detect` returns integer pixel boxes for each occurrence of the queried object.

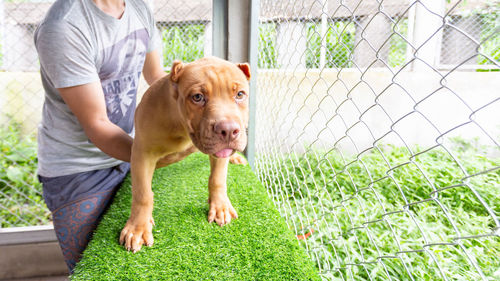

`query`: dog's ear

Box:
[170,60,184,100]
[170,60,184,83]
[237,63,251,80]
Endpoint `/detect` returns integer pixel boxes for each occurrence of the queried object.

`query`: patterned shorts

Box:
[38,163,130,273]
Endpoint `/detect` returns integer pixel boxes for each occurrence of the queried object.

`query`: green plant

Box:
[258,139,500,280]
[477,12,500,68]
[388,18,408,68]
[306,20,355,69]
[258,23,278,68]
[160,22,281,69]
[0,119,50,227]
[160,23,205,68]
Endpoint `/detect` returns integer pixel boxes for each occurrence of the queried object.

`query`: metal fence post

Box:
[245,0,259,169]
[213,0,258,168]
[212,0,228,59]
[410,0,445,70]
[0,0,4,70]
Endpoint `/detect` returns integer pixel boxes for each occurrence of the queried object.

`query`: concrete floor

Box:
[2,276,68,281]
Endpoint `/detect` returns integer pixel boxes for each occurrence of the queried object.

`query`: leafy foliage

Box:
[306,20,355,69]
[258,23,278,68]
[0,120,50,227]
[160,24,205,69]
[477,12,500,67]
[388,18,408,68]
[259,140,499,280]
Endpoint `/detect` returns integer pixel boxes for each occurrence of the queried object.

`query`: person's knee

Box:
[52,193,113,272]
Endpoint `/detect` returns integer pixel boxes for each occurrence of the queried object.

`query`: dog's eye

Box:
[191,93,205,104]
[235,91,246,101]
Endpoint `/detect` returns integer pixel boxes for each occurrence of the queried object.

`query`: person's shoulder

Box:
[128,0,154,17]
[35,16,73,41]
[35,19,70,44]
[36,0,79,35]
[35,0,89,40]
[128,0,151,9]
[40,0,79,24]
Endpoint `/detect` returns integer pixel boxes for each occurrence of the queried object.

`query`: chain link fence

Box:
[1,0,49,228]
[1,0,499,279]
[255,0,499,280]
[0,0,211,228]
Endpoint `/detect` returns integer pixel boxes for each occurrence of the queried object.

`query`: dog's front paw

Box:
[208,196,238,226]
[119,217,155,253]
[229,153,247,165]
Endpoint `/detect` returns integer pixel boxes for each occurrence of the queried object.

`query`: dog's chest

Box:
[160,143,197,166]
[167,134,192,150]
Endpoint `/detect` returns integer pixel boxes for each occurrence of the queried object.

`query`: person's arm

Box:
[142,50,167,85]
[58,82,133,162]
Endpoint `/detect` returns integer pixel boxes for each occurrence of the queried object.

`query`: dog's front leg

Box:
[120,146,157,252]
[208,155,238,226]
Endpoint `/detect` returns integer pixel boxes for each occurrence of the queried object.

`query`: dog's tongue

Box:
[215,148,233,158]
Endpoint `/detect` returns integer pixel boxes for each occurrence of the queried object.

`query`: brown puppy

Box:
[119,57,250,252]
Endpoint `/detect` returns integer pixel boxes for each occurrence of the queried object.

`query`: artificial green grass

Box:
[71,153,320,281]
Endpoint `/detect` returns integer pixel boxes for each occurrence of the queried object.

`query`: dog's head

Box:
[169,57,251,158]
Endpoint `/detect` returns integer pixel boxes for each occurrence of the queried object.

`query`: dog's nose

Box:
[214,121,240,142]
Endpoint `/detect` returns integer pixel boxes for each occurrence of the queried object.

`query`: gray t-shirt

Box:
[35,0,158,177]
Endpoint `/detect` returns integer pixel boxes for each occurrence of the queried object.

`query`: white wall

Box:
[255,69,500,155]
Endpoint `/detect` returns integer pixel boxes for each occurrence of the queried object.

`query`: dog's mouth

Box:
[188,120,248,158]
[213,148,234,158]
[189,132,246,159]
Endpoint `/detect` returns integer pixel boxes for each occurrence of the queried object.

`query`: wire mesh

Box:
[0,0,211,228]
[153,0,211,68]
[255,0,499,280]
[0,0,51,228]
[1,1,499,279]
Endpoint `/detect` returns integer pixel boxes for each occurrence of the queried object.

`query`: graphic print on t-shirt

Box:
[100,28,149,134]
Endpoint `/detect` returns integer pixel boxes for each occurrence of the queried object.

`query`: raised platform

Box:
[71,153,319,280]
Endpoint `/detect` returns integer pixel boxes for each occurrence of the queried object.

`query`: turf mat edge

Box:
[71,153,320,280]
